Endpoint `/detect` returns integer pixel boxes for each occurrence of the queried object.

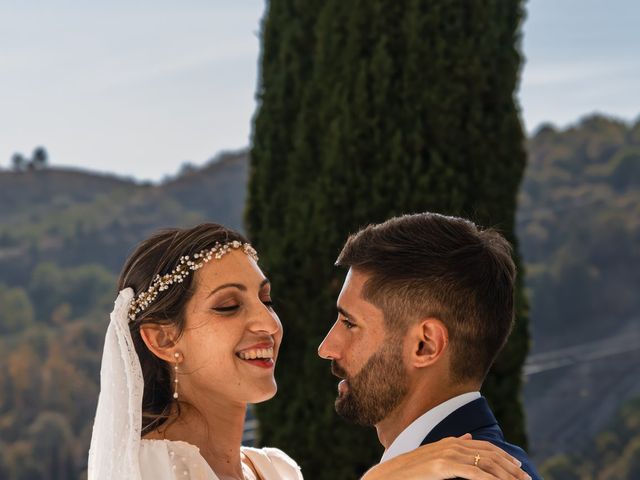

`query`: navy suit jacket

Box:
[419,397,541,479]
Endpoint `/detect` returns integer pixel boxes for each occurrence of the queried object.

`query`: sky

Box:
[1,0,638,182]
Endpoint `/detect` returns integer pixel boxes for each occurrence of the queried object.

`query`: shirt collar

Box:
[379,391,481,463]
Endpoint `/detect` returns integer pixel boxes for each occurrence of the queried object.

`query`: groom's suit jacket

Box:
[419,397,541,479]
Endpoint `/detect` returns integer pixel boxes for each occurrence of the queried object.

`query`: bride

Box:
[88,223,528,480]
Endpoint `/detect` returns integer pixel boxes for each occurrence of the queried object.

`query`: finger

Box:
[443,436,520,466]
[485,454,530,480]
[448,463,501,480]
[457,439,523,466]
[475,455,530,480]
[453,459,528,480]
[453,447,530,480]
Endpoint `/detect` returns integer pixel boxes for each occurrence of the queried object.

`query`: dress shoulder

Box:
[242,446,303,480]
[139,439,215,480]
[137,439,303,480]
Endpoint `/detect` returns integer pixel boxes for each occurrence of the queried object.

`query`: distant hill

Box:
[0,167,137,225]
[0,150,248,285]
[519,115,640,349]
[161,151,248,233]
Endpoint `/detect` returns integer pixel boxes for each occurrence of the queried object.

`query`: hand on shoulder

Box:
[360,435,531,480]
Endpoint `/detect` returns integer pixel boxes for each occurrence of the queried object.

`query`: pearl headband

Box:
[128,241,258,321]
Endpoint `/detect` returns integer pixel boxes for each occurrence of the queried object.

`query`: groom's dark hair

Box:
[336,212,516,383]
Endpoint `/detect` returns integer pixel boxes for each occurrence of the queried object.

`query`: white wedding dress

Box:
[139,439,303,480]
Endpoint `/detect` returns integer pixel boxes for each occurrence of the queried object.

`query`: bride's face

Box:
[175,249,282,405]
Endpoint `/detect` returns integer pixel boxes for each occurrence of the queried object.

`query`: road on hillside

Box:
[523,325,640,462]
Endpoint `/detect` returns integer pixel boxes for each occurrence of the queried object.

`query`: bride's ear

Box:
[139,325,180,363]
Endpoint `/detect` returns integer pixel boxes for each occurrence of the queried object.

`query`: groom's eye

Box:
[341,319,356,329]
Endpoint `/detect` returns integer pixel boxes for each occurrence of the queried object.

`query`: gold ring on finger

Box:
[474,453,481,467]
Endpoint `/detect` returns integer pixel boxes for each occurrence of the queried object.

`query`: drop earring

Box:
[173,352,180,399]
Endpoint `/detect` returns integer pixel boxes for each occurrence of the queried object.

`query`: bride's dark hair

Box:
[118,223,248,435]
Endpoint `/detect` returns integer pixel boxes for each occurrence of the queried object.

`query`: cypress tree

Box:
[248,1,529,477]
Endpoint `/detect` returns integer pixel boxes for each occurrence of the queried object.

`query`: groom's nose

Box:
[318,321,341,360]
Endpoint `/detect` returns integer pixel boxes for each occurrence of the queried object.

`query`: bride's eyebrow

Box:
[206,283,246,298]
[206,279,270,298]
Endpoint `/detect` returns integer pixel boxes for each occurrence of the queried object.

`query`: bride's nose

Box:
[248,301,281,335]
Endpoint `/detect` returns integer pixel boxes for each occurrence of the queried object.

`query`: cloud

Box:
[522,60,636,88]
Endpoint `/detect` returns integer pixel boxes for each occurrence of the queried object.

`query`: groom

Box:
[318,212,540,478]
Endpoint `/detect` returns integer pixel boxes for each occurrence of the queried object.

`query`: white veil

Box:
[88,288,143,480]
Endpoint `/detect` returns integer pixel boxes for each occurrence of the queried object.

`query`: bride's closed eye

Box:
[212,304,240,313]
[211,296,241,314]
[212,297,274,314]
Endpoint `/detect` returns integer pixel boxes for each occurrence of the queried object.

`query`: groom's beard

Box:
[331,340,408,426]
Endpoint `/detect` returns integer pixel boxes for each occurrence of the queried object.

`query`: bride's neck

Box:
[145,398,247,479]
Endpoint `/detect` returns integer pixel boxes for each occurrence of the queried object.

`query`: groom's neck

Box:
[375,379,480,449]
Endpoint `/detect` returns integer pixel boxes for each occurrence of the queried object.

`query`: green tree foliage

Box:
[248,1,529,476]
[31,147,48,170]
[2,441,42,480]
[0,316,105,479]
[10,153,26,172]
[540,455,582,480]
[9,147,48,173]
[540,396,640,479]
[28,262,115,322]
[27,412,76,480]
[0,287,35,334]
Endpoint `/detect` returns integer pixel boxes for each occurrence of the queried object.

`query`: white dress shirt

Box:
[380,391,481,463]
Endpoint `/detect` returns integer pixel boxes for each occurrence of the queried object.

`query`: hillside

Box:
[0,168,137,225]
[0,150,248,286]
[519,115,640,349]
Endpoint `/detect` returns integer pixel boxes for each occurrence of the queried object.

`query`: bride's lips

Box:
[240,358,274,369]
[235,342,276,369]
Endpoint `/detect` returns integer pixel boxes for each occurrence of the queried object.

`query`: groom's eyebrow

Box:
[337,306,357,321]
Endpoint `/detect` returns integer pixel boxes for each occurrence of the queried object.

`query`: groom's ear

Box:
[409,318,449,369]
[139,325,180,363]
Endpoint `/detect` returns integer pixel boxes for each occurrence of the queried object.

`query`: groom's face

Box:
[318,269,409,425]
